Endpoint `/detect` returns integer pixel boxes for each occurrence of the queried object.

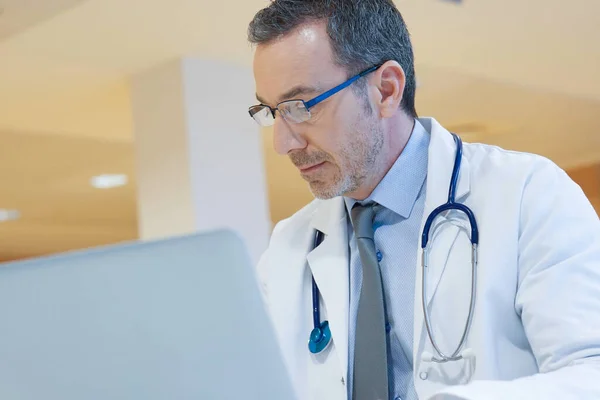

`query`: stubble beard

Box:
[306,116,384,200]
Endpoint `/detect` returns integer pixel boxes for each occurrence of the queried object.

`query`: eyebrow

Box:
[255,85,319,106]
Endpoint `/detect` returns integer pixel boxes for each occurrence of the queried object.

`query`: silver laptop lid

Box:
[0,229,296,400]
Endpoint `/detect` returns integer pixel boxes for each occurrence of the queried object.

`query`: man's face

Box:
[253,21,384,199]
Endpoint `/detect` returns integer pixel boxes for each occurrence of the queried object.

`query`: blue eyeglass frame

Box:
[249,64,382,122]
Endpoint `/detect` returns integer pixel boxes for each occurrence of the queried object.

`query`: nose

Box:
[272,115,307,155]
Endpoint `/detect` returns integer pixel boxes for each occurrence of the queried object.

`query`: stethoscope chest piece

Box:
[308,321,332,354]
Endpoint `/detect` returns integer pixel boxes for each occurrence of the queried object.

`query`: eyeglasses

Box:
[248,64,381,127]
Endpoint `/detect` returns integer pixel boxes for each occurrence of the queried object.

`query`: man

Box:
[247,1,600,399]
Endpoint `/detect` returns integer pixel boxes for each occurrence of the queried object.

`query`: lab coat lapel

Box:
[414,118,471,361]
[306,197,350,380]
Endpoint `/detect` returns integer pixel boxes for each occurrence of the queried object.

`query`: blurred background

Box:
[0,0,598,263]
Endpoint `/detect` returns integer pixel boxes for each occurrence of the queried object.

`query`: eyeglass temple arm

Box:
[305,65,381,109]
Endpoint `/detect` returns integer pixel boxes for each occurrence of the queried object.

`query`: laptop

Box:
[0,229,296,400]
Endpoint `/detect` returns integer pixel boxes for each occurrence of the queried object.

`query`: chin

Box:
[308,176,354,200]
[305,168,353,200]
[308,181,343,200]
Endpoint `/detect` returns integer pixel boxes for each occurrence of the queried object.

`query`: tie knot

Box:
[351,203,377,240]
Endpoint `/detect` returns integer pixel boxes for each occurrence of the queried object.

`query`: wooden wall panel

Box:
[567,163,600,216]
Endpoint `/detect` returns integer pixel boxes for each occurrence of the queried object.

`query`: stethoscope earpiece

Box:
[420,351,434,362]
[308,321,332,354]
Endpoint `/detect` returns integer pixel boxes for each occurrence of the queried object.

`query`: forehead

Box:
[253,22,343,104]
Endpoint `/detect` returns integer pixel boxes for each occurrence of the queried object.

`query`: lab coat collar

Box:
[419,117,471,209]
[307,197,350,379]
[309,197,347,237]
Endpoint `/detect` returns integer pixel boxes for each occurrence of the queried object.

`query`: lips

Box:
[299,162,325,173]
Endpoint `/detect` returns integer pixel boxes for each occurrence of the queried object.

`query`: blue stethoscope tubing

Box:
[307,133,479,360]
[308,230,332,354]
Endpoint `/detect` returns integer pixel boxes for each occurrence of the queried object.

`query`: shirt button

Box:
[376,250,383,262]
[395,396,402,400]
[385,322,392,333]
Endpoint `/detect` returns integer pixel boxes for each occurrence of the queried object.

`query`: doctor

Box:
[247,1,600,399]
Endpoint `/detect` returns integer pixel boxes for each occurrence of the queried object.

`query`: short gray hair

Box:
[248,0,417,118]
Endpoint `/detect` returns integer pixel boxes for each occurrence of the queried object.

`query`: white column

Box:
[131,58,271,264]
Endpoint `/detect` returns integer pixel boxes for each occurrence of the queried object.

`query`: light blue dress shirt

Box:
[344,120,429,400]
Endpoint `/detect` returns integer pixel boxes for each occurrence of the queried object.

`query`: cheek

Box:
[308,127,346,167]
[305,97,367,165]
[303,120,339,155]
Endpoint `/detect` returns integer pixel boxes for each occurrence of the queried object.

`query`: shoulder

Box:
[464,140,555,173]
[462,139,596,224]
[462,140,572,189]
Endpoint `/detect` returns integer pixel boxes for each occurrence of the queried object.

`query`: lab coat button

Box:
[419,371,428,380]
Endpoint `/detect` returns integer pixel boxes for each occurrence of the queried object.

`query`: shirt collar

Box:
[344,119,429,219]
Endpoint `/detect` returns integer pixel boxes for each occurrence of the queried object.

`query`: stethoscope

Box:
[307,134,479,371]
[308,230,332,354]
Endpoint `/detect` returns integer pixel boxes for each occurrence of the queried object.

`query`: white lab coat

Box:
[256,117,600,400]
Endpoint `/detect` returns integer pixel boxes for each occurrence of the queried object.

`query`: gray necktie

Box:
[351,203,389,400]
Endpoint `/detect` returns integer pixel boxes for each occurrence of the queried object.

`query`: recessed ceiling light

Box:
[0,209,21,222]
[90,174,128,189]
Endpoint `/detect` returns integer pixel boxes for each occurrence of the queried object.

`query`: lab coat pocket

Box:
[418,343,476,386]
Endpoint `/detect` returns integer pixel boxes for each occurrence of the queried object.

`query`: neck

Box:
[346,113,415,201]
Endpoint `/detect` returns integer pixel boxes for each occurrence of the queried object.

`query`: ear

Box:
[372,61,406,118]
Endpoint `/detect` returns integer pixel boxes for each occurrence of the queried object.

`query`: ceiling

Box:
[0,0,599,261]
[0,0,85,40]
